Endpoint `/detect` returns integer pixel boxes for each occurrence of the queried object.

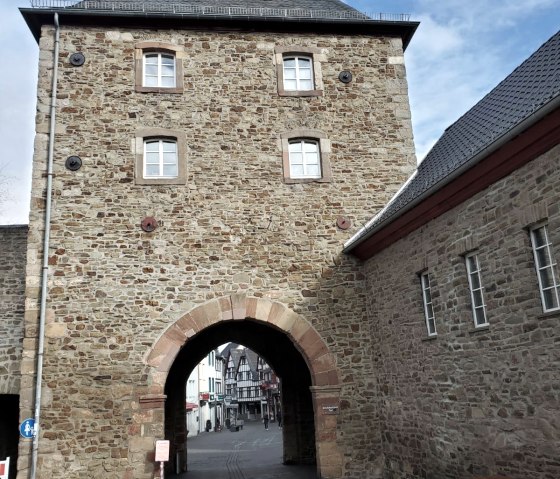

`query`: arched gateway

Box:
[138,294,342,478]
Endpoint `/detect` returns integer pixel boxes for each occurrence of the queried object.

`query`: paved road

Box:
[169,420,316,479]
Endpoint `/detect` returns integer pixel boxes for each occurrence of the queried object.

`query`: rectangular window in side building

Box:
[530,223,560,312]
[465,252,488,327]
[420,272,437,337]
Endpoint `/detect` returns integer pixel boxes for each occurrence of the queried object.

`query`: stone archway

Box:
[136,294,342,478]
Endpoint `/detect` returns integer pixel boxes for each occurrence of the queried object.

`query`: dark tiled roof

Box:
[71,0,366,17]
[347,30,560,249]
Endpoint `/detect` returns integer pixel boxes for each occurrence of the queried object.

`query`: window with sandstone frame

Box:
[134,41,184,93]
[274,46,324,97]
[280,129,332,184]
[134,128,187,185]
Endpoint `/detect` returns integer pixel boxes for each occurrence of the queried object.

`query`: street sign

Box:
[19,418,36,439]
[155,440,170,462]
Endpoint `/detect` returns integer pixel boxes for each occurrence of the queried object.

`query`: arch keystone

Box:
[230,293,248,319]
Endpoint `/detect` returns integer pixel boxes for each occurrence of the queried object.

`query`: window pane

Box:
[306,164,320,177]
[290,164,304,177]
[145,141,159,152]
[299,67,312,80]
[540,267,555,289]
[299,79,313,90]
[288,142,302,153]
[163,152,177,164]
[290,152,303,165]
[144,54,158,64]
[303,142,317,153]
[145,164,160,176]
[467,256,477,272]
[162,141,176,152]
[470,272,481,290]
[532,227,547,247]
[283,58,296,68]
[284,68,297,80]
[145,64,158,76]
[427,317,436,335]
[161,55,174,65]
[284,79,297,90]
[535,247,550,269]
[163,164,178,177]
[473,289,484,308]
[475,307,487,326]
[144,76,158,87]
[543,288,559,310]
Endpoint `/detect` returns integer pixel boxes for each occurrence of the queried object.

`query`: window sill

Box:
[135,86,183,94]
[421,335,438,342]
[538,309,560,320]
[136,177,186,186]
[284,176,332,184]
[278,89,323,97]
[469,324,490,334]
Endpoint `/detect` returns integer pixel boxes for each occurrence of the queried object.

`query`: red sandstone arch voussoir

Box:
[145,295,340,388]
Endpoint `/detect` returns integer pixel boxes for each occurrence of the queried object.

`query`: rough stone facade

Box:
[0,225,27,395]
[20,22,415,479]
[364,143,560,479]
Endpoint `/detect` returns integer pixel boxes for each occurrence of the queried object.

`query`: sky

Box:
[0,0,558,225]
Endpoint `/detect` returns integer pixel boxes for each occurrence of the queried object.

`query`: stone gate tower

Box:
[19,1,417,478]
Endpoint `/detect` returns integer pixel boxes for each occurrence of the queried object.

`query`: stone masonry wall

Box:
[21,23,416,478]
[0,225,27,395]
[364,143,560,479]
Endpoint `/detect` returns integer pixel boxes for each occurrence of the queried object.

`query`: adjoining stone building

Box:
[344,30,560,479]
[0,226,27,479]
[17,1,417,478]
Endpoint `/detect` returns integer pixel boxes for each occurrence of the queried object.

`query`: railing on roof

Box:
[28,1,411,22]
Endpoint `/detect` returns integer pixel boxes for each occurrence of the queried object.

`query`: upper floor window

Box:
[465,253,488,327]
[144,139,178,179]
[288,139,321,179]
[135,41,184,93]
[144,53,176,88]
[280,129,332,184]
[274,46,324,97]
[420,272,437,337]
[530,224,560,312]
[134,127,186,185]
[283,56,313,91]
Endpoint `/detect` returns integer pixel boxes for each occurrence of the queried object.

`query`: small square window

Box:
[283,56,314,91]
[530,224,560,312]
[144,139,178,178]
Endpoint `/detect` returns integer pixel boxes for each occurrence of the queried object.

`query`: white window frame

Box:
[143,52,176,88]
[143,138,178,179]
[465,253,488,327]
[288,139,321,179]
[530,223,560,312]
[420,272,437,337]
[282,55,314,91]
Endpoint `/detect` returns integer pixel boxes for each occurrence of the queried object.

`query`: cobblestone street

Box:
[170,420,316,479]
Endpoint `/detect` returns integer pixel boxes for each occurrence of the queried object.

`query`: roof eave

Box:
[20,7,418,48]
[343,96,560,259]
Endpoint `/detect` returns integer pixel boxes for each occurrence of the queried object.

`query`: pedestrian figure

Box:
[263,414,269,430]
[276,410,282,428]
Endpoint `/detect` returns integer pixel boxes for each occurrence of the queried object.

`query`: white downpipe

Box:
[30,12,59,479]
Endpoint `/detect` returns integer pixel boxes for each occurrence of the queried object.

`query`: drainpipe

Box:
[30,12,60,479]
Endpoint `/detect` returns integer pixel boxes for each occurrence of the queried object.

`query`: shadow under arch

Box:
[143,295,343,479]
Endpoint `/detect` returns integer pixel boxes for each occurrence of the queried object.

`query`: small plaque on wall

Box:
[322,405,339,415]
